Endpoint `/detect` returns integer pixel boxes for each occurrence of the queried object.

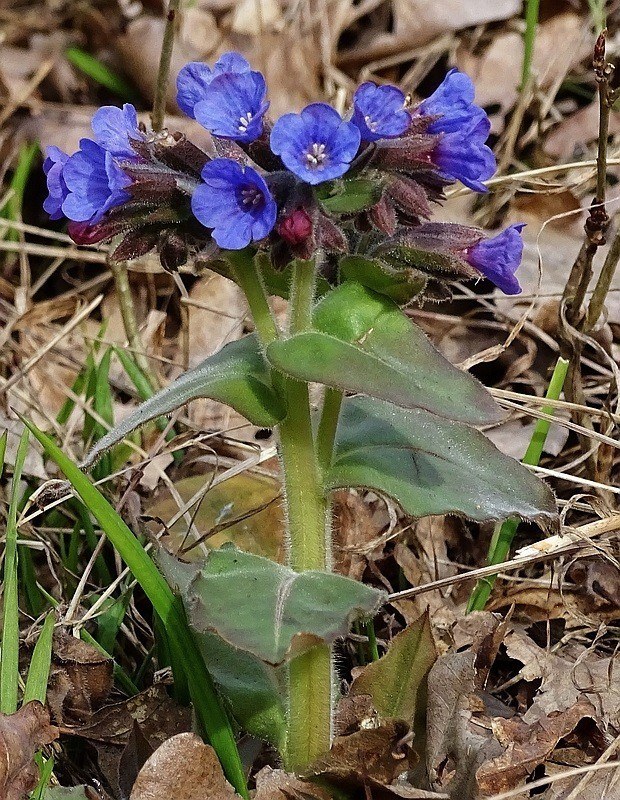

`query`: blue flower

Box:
[418,68,488,135]
[466,224,525,295]
[43,146,70,220]
[351,82,410,141]
[194,71,269,143]
[61,139,131,223]
[191,158,277,249]
[270,103,361,185]
[91,103,144,159]
[176,52,252,118]
[432,115,496,193]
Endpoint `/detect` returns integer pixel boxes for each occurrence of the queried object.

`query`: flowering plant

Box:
[44,54,556,793]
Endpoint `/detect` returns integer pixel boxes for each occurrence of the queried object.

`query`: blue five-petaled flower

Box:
[270,103,361,185]
[351,82,411,142]
[91,103,145,160]
[466,224,525,295]
[191,158,277,249]
[177,53,269,143]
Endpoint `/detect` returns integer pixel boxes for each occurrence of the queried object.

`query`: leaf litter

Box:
[3,0,620,798]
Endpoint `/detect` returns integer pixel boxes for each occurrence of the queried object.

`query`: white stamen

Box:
[238,111,254,132]
[364,114,378,132]
[305,142,327,168]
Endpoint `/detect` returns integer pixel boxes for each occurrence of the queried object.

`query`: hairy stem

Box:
[152,0,181,132]
[316,388,343,472]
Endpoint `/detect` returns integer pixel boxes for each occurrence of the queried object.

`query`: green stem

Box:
[521,0,540,90]
[225,251,333,769]
[280,260,332,769]
[152,0,181,132]
[108,259,158,391]
[226,249,279,345]
[466,356,569,613]
[316,388,343,472]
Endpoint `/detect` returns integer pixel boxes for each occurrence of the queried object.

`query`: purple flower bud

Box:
[194,70,269,143]
[351,82,410,142]
[61,139,131,224]
[91,103,145,159]
[43,146,70,220]
[270,103,361,185]
[465,224,525,295]
[191,158,277,249]
[176,52,252,118]
[418,69,488,135]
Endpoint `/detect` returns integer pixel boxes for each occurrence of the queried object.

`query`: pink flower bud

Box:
[276,207,313,246]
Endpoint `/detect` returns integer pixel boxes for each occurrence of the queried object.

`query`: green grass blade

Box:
[0,430,7,479]
[23,613,55,705]
[467,357,569,612]
[19,546,45,616]
[114,346,156,402]
[31,753,55,800]
[21,416,248,798]
[65,46,138,100]
[1,142,38,243]
[521,0,540,90]
[0,428,29,713]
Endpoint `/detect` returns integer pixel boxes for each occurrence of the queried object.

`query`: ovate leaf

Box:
[82,335,285,470]
[350,611,437,723]
[159,545,386,666]
[267,282,502,425]
[327,396,558,528]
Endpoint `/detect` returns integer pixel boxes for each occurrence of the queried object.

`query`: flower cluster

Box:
[43,53,525,295]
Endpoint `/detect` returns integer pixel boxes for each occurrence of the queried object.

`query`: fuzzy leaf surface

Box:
[318,179,383,214]
[82,336,285,470]
[266,282,502,425]
[327,396,558,528]
[339,255,427,303]
[159,545,386,666]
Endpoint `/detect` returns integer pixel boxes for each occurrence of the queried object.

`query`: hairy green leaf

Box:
[350,611,436,723]
[267,282,502,425]
[339,255,427,303]
[318,179,383,214]
[327,396,558,528]
[82,335,285,471]
[159,545,386,666]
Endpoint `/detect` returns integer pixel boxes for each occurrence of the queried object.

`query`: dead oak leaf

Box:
[129,733,236,800]
[476,700,596,794]
[0,701,58,800]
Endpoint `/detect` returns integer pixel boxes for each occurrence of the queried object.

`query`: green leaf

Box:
[328,396,558,528]
[64,46,138,100]
[267,282,502,425]
[159,545,386,666]
[23,613,55,706]
[196,631,286,747]
[339,255,427,303]
[318,178,382,214]
[349,611,436,723]
[82,335,285,471]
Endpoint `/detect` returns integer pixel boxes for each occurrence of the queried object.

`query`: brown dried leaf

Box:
[426,651,503,796]
[307,720,412,789]
[47,631,113,725]
[0,702,58,800]
[254,767,332,800]
[476,700,596,794]
[129,733,236,800]
[333,489,386,580]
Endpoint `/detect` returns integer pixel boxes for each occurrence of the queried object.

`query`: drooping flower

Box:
[351,82,410,142]
[61,139,132,223]
[43,146,70,220]
[432,115,496,193]
[91,103,145,159]
[191,158,277,249]
[193,71,269,143]
[466,223,525,295]
[270,103,361,185]
[418,69,488,135]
